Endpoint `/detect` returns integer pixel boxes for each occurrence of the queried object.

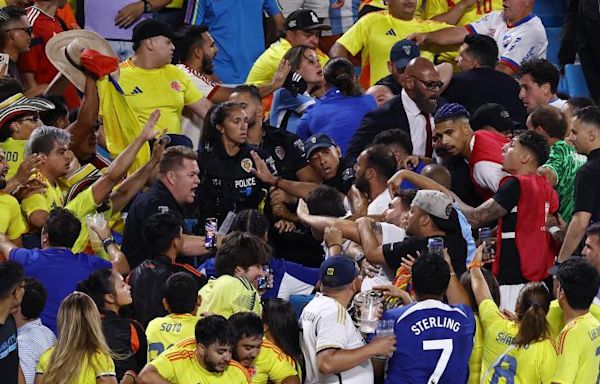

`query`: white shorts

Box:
[499,284,526,313]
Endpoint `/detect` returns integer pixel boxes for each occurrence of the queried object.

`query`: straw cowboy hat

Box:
[46,30,118,92]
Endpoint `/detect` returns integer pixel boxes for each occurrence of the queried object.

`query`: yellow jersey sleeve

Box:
[21,192,50,218]
[478,299,506,332]
[336,14,372,56]
[246,39,290,86]
[424,0,449,19]
[36,347,53,375]
[254,341,298,384]
[90,351,116,378]
[149,346,182,382]
[468,315,483,384]
[0,193,26,240]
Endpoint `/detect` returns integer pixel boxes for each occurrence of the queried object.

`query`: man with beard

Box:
[350,144,398,216]
[137,315,250,384]
[176,27,289,149]
[433,103,509,200]
[0,148,26,244]
[346,58,442,161]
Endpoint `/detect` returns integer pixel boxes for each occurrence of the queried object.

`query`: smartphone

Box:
[0,53,9,77]
[427,237,445,258]
[257,265,273,290]
[204,218,218,250]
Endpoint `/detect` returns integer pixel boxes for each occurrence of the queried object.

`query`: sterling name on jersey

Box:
[383,299,476,384]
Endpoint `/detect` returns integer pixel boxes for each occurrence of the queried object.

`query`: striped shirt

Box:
[17,319,56,384]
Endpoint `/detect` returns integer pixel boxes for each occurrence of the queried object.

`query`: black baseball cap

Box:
[132,19,180,44]
[304,133,337,157]
[390,40,420,69]
[286,9,331,31]
[470,103,519,133]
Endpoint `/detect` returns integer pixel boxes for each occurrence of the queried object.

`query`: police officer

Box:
[122,146,209,269]
[195,102,278,226]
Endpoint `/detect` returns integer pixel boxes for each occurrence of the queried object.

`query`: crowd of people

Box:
[1,0,600,383]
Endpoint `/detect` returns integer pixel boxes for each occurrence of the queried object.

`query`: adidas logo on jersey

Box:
[386,29,397,36]
[131,86,143,94]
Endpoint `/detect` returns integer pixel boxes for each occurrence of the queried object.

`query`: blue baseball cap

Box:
[320,256,358,288]
[304,133,337,158]
[390,40,420,69]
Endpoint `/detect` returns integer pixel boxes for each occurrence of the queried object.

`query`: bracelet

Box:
[467,261,484,270]
[102,237,116,252]
[449,272,456,277]
[123,372,136,383]
[355,253,366,263]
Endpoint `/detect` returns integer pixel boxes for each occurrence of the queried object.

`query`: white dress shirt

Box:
[401,89,435,157]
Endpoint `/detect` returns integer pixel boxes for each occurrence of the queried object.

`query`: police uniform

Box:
[122,181,190,269]
[323,157,356,195]
[195,141,278,225]
[261,124,308,181]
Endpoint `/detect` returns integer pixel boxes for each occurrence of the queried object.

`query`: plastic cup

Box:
[360,293,383,333]
[86,213,106,251]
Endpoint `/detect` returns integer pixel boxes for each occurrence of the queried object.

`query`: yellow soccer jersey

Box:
[425,0,502,27]
[479,299,557,384]
[0,193,26,240]
[425,0,502,64]
[336,11,450,86]
[547,299,600,339]
[245,340,298,384]
[246,38,329,86]
[118,60,203,135]
[0,138,26,179]
[146,313,198,362]
[21,172,64,221]
[198,275,262,319]
[150,338,251,384]
[468,314,483,384]
[36,347,116,383]
[553,312,600,384]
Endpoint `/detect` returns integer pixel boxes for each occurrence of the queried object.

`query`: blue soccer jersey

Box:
[384,299,475,384]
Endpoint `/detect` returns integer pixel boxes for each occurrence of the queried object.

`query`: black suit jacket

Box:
[441,67,527,125]
[346,95,411,160]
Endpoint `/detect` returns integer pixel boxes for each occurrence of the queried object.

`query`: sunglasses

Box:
[410,75,444,90]
[17,115,41,123]
[5,26,33,36]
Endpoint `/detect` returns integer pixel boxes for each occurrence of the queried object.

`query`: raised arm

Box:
[468,247,494,306]
[90,110,161,205]
[355,217,386,265]
[297,199,361,242]
[409,26,469,47]
[251,151,319,199]
[67,75,99,158]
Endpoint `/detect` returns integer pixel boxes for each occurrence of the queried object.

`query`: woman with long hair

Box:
[269,45,325,133]
[262,298,305,381]
[196,102,277,225]
[77,269,147,384]
[34,291,117,384]
[296,57,377,155]
[470,247,557,383]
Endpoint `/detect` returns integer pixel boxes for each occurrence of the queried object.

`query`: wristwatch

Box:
[141,0,153,13]
[102,237,117,252]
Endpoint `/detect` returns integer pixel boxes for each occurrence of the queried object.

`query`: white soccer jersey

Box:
[466,11,547,72]
[300,294,373,384]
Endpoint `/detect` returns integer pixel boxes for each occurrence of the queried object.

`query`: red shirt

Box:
[17,6,80,109]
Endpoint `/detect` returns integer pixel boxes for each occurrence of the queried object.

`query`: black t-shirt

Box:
[195,142,278,224]
[375,75,403,95]
[123,181,187,269]
[261,125,308,181]
[101,310,147,380]
[574,148,600,222]
[127,255,209,326]
[323,157,356,195]
[382,234,467,277]
[492,177,524,284]
[0,314,18,384]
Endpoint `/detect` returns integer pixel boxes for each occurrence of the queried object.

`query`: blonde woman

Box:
[34,292,117,384]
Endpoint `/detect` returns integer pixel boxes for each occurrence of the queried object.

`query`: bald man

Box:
[347,57,443,160]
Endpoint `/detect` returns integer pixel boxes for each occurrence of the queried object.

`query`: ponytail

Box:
[76,268,115,311]
[199,102,244,149]
[513,282,551,347]
[323,58,362,97]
